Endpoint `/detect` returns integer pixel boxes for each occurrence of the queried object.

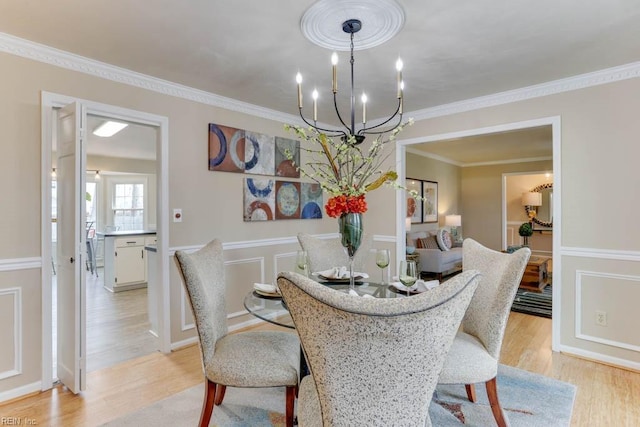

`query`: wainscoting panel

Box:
[575,270,640,352]
[170,234,397,345]
[0,287,22,380]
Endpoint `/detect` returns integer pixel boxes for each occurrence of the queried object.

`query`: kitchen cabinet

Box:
[100,231,156,292]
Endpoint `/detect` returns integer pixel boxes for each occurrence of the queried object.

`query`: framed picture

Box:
[405,178,422,224]
[422,181,438,223]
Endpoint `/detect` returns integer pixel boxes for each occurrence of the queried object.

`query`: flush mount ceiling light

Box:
[92,121,128,137]
[296,0,406,144]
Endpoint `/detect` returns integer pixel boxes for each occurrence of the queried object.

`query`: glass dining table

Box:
[243,278,412,378]
[243,279,411,329]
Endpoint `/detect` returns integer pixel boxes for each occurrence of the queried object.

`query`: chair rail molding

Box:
[0,257,41,272]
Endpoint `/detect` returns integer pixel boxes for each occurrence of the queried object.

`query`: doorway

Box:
[41,92,170,391]
[396,116,561,351]
[51,116,159,373]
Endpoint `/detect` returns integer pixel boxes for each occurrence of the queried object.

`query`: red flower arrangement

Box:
[325,194,368,218]
[284,120,414,219]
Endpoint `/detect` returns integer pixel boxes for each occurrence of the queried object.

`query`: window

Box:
[86,181,97,225]
[51,180,98,241]
[112,183,144,231]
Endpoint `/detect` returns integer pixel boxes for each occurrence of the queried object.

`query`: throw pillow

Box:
[436,228,452,251]
[423,235,440,250]
[416,238,426,249]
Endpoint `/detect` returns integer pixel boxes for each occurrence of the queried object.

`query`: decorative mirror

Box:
[524,183,553,228]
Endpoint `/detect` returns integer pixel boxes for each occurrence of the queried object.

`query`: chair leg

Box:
[214,384,227,405]
[465,384,477,402]
[199,379,216,427]
[485,377,508,427]
[285,386,296,427]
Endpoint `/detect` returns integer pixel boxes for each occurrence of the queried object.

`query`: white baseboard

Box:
[170,336,198,351]
[0,381,41,404]
[557,344,640,372]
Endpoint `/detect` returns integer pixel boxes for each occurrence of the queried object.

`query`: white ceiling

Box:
[86,115,156,161]
[3,0,638,161]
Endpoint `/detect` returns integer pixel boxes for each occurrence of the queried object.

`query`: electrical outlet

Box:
[173,208,183,223]
[595,310,607,326]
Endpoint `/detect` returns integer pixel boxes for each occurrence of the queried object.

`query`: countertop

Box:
[97,230,157,237]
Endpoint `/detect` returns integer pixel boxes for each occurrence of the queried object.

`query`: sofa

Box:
[407,231,463,280]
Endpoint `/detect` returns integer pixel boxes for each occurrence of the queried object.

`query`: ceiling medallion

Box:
[300,0,405,51]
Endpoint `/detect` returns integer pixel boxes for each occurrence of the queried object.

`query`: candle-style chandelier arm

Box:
[358,98,403,136]
[332,91,352,134]
[297,107,348,139]
[295,18,405,145]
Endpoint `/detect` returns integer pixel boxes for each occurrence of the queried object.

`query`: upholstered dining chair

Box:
[297,232,373,273]
[437,238,531,427]
[277,269,481,427]
[175,239,300,427]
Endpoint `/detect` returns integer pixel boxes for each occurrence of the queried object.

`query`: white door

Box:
[56,102,87,393]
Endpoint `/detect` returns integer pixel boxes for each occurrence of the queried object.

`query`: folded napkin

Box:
[390,279,439,293]
[348,289,374,298]
[253,282,280,294]
[313,267,369,279]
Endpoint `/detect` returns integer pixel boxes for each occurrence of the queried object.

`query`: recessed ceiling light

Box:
[92,121,128,137]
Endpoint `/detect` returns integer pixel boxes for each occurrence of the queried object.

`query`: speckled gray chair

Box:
[297,232,373,273]
[175,240,300,427]
[437,238,531,427]
[277,269,481,427]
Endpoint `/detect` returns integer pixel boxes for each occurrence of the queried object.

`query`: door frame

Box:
[395,116,561,351]
[40,91,171,390]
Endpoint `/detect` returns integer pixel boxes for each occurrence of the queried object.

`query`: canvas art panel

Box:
[275,181,301,220]
[300,183,323,219]
[243,178,275,221]
[244,131,275,176]
[209,123,245,173]
[406,178,422,224]
[422,181,438,223]
[274,137,300,178]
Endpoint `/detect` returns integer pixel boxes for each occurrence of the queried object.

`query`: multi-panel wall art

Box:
[209,123,321,221]
[244,178,323,222]
[208,123,300,178]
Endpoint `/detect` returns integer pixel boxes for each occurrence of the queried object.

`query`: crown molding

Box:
[409,61,640,121]
[0,32,300,126]
[406,147,552,167]
[2,31,639,124]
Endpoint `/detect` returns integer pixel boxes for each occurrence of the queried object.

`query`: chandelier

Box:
[295,18,404,145]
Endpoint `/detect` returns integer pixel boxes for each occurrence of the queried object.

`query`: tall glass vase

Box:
[338,212,363,292]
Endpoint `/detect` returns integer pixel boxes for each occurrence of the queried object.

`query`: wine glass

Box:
[398,260,417,297]
[375,249,390,285]
[296,250,309,277]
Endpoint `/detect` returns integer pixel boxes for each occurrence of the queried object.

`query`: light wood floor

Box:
[1,312,639,426]
[53,267,157,373]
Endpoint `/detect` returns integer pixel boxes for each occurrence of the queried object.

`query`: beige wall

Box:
[405,152,461,235]
[2,43,640,400]
[400,78,640,367]
[0,51,398,399]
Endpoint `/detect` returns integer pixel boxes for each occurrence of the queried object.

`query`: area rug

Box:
[511,284,552,318]
[101,365,575,426]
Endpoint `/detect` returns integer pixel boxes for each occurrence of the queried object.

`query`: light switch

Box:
[173,209,183,222]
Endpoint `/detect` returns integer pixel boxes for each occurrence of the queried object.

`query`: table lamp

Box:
[522,192,542,221]
[445,214,462,242]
